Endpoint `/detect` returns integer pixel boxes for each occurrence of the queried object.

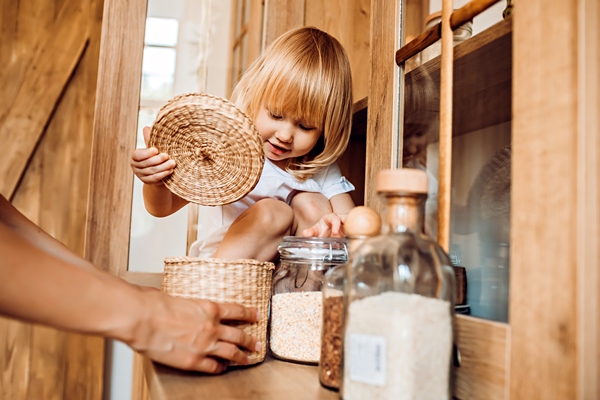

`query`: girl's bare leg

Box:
[213,199,294,261]
[290,192,332,236]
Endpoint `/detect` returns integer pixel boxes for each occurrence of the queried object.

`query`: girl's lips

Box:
[267,141,289,156]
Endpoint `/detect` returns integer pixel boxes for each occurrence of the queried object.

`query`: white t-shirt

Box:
[189,159,355,258]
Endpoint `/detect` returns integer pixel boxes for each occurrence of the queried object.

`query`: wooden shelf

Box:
[353,15,512,140]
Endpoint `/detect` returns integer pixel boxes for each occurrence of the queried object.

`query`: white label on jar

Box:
[348,333,386,386]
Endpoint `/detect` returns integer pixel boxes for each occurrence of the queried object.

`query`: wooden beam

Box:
[510,0,580,398]
[0,0,89,199]
[365,0,404,212]
[85,0,147,275]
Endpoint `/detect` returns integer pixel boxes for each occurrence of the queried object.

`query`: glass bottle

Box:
[270,236,347,364]
[341,168,456,400]
[319,207,381,390]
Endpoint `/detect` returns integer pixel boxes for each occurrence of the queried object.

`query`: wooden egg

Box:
[344,206,382,237]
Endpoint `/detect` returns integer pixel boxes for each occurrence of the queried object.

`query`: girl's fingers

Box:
[131,147,159,162]
[143,126,152,145]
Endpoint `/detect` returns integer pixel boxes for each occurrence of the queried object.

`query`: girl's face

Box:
[254,105,322,169]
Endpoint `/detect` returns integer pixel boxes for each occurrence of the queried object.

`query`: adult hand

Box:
[127,289,261,374]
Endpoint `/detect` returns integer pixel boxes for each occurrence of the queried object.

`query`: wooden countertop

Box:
[143,354,340,400]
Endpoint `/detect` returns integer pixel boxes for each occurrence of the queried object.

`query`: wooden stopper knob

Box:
[344,206,382,238]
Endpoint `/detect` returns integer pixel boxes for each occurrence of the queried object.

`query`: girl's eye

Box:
[299,124,316,131]
[269,111,282,120]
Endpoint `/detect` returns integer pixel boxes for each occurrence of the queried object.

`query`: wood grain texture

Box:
[437,0,453,252]
[262,0,305,49]
[0,318,33,400]
[85,0,147,276]
[365,0,403,212]
[0,0,89,199]
[453,315,508,399]
[578,3,600,398]
[144,355,338,400]
[305,0,370,101]
[510,0,580,398]
[1,0,104,398]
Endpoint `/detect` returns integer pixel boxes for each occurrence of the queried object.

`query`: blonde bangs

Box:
[261,67,328,132]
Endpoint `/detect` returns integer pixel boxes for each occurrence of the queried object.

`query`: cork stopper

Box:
[376,168,428,194]
[344,206,382,238]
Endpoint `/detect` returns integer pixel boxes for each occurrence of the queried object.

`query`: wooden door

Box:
[367,0,600,398]
[0,0,106,399]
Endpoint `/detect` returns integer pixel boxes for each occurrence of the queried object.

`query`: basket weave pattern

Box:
[148,93,265,206]
[161,257,275,365]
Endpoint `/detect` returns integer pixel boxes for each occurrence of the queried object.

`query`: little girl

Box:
[131,27,356,262]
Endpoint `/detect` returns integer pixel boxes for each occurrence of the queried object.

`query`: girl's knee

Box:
[249,199,294,233]
[290,192,332,226]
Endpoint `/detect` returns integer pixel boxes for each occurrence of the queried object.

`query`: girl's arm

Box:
[142,181,189,217]
[300,192,355,237]
[0,195,260,373]
[329,192,355,219]
[131,126,189,217]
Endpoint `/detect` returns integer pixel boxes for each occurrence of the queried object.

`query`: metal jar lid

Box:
[277,236,348,263]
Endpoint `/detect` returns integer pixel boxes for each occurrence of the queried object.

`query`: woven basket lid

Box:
[148,93,265,206]
[467,144,511,220]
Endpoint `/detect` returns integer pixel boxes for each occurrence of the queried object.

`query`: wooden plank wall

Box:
[0,0,106,399]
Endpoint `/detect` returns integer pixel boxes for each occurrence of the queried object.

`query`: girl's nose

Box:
[276,124,293,143]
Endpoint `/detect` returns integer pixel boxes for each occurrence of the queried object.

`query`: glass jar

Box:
[270,236,347,364]
[319,207,382,391]
[341,169,455,400]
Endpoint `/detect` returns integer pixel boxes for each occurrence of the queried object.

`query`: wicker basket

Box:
[148,92,265,206]
[161,257,275,365]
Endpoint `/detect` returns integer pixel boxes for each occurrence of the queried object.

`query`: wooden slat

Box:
[85,0,147,276]
[578,2,600,398]
[27,326,67,399]
[0,0,89,199]
[436,0,453,252]
[510,0,579,398]
[364,0,403,212]
[453,315,508,399]
[0,318,33,399]
[262,0,305,49]
[395,0,501,65]
[132,353,150,400]
[579,2,600,398]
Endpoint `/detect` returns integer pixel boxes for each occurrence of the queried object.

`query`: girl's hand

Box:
[302,213,345,238]
[130,126,176,185]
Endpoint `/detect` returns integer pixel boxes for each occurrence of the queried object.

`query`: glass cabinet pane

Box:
[402,8,511,322]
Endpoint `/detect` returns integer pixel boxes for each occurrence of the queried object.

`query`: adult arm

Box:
[0,195,259,373]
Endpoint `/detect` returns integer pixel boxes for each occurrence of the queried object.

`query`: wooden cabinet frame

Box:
[367,0,600,398]
[88,0,599,398]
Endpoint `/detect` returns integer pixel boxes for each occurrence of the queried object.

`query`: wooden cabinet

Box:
[89,0,599,399]
[363,0,600,399]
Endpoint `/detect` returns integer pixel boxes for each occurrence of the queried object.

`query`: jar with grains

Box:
[270,236,347,364]
[319,207,381,391]
[341,169,456,400]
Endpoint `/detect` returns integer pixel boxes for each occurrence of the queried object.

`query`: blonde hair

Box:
[230,27,353,180]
